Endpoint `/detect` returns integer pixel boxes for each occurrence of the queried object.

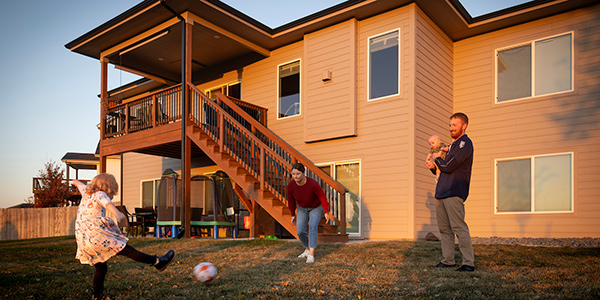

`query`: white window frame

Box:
[494,31,574,104]
[367,28,401,102]
[317,159,362,237]
[276,59,301,120]
[204,81,241,100]
[494,152,574,214]
[140,178,161,208]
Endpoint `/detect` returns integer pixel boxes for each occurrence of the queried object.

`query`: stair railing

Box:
[188,84,347,235]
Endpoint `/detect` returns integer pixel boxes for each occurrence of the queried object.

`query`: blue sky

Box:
[0,0,527,208]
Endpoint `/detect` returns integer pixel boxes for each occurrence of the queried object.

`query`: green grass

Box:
[1,236,599,299]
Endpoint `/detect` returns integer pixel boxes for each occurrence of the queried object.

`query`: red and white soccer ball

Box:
[193,262,217,282]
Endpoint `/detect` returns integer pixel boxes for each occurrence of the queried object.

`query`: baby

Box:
[427,135,448,181]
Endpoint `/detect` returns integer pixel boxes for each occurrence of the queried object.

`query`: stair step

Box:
[318,233,349,243]
[318,224,338,234]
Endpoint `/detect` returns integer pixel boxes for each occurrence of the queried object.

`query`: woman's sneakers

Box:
[154,250,176,271]
[298,249,314,263]
[297,249,310,259]
[306,255,314,263]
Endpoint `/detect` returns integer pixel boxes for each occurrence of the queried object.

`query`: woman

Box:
[287,162,330,263]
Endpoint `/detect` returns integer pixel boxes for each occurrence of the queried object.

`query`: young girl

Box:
[73,173,175,300]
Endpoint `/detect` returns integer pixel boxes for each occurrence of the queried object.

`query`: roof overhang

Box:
[66,0,597,89]
[61,152,100,170]
[420,0,596,41]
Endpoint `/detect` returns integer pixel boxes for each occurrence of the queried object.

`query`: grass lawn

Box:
[1,236,599,299]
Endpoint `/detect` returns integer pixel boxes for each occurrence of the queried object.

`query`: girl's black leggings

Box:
[92,245,156,297]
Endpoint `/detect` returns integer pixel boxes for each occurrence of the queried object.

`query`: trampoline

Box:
[155,169,237,238]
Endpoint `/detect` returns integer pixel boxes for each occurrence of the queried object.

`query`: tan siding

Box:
[122,152,224,210]
[106,156,121,205]
[244,6,414,239]
[122,153,179,209]
[454,4,600,238]
[303,19,357,142]
[412,6,454,240]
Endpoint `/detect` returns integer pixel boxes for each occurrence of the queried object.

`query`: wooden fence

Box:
[0,207,78,241]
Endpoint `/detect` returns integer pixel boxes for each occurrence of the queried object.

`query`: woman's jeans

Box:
[296,205,324,249]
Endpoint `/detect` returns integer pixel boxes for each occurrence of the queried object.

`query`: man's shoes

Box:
[154,250,176,271]
[456,265,475,272]
[434,262,455,268]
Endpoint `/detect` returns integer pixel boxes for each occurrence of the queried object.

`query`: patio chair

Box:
[116,205,142,236]
[135,207,157,237]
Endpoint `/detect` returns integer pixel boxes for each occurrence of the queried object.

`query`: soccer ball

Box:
[193,262,217,282]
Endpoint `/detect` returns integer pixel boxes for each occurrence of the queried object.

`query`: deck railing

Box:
[103,84,267,139]
[189,85,349,234]
[104,84,183,138]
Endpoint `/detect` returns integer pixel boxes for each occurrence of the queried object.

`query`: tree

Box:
[31,160,72,208]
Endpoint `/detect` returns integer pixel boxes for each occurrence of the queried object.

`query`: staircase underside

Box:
[102,122,348,243]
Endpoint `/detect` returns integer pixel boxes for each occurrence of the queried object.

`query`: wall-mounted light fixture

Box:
[322,68,332,82]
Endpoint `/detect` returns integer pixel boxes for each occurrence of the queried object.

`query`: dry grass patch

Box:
[0,237,599,299]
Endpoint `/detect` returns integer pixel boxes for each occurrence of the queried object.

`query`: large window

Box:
[496,153,573,213]
[141,179,160,208]
[278,60,300,118]
[368,30,400,100]
[496,32,572,102]
[319,161,361,235]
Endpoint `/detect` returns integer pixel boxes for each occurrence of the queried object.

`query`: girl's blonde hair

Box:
[86,173,119,196]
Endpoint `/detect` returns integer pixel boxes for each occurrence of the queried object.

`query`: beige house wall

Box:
[242,5,415,239]
[454,4,600,238]
[303,19,357,142]
[106,155,122,205]
[116,3,600,240]
[413,6,454,240]
[121,153,221,210]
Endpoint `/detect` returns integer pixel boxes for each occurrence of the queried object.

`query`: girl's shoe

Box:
[154,250,176,271]
[306,255,314,263]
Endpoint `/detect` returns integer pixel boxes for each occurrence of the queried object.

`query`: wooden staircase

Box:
[188,126,298,239]
[186,84,349,243]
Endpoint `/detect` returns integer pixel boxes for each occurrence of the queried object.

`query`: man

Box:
[425,112,475,272]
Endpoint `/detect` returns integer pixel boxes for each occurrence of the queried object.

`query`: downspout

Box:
[160,0,187,236]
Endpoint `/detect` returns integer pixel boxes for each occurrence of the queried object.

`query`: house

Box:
[65,0,600,240]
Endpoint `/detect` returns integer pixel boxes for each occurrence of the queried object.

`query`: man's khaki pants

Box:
[436,196,475,267]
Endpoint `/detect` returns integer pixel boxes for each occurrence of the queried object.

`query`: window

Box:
[278,60,300,118]
[205,82,241,100]
[141,179,160,208]
[368,30,400,100]
[318,161,361,235]
[496,32,572,102]
[496,153,573,213]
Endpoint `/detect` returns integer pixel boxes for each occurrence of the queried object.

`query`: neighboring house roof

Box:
[61,152,99,170]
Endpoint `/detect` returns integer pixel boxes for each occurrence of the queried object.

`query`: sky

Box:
[0,0,528,208]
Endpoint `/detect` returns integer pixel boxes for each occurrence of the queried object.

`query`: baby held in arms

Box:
[427,135,448,181]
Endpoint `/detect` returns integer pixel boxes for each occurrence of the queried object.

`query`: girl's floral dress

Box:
[75,186,128,265]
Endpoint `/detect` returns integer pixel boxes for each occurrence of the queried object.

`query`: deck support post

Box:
[181,19,193,238]
[99,57,108,173]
